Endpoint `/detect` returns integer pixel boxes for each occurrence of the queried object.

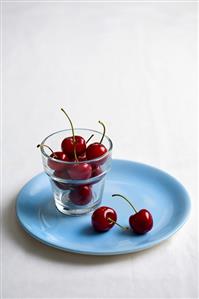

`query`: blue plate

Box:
[16,159,191,255]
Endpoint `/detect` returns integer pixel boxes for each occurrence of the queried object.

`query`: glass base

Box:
[54,199,101,216]
[52,180,105,216]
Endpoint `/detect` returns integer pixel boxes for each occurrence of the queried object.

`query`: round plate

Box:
[16,159,191,255]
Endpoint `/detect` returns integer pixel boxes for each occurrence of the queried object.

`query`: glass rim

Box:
[39,128,113,164]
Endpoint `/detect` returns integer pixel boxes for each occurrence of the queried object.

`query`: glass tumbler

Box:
[38,128,113,216]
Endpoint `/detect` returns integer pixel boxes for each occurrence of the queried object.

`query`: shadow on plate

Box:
[2,195,171,265]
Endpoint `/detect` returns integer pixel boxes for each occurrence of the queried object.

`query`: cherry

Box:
[67,163,92,180]
[86,143,107,161]
[61,108,86,158]
[67,135,94,162]
[86,121,108,164]
[129,209,153,234]
[37,144,69,171]
[62,135,86,158]
[49,152,69,170]
[69,185,92,205]
[92,206,117,232]
[112,194,153,234]
[92,206,128,232]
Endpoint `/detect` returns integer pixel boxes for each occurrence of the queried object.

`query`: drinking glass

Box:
[38,128,113,216]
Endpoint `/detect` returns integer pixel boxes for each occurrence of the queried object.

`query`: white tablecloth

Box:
[2,2,198,298]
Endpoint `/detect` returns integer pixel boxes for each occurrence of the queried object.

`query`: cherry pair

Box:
[92,194,153,235]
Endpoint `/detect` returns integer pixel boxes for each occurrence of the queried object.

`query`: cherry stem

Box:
[112,194,138,214]
[37,144,57,158]
[98,121,106,144]
[86,134,94,144]
[107,217,129,231]
[61,108,78,162]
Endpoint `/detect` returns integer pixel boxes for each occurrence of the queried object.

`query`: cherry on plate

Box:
[92,206,117,232]
[112,194,153,234]
[129,209,153,234]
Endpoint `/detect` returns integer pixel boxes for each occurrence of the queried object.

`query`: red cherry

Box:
[92,206,117,232]
[69,185,92,205]
[61,134,94,160]
[37,144,69,171]
[112,194,153,234]
[86,143,107,162]
[61,108,86,159]
[67,163,92,180]
[66,134,94,160]
[71,134,94,162]
[86,121,108,164]
[61,135,86,157]
[48,151,69,171]
[129,209,153,234]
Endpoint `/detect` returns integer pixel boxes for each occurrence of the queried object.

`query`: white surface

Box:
[2,2,198,299]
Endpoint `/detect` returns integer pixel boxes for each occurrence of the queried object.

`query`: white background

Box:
[2,2,198,298]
